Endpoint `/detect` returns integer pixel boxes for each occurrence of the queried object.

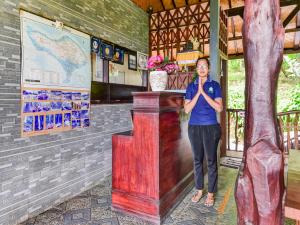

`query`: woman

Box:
[184,57,223,207]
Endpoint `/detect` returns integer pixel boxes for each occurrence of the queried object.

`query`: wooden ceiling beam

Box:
[281,0,300,7]
[171,0,176,8]
[228,0,238,55]
[286,26,300,33]
[284,47,300,54]
[228,27,300,41]
[295,33,300,49]
[226,6,244,18]
[226,0,300,18]
[231,19,238,54]
[159,0,166,10]
[185,0,189,6]
[283,4,300,27]
[294,12,300,49]
[228,47,300,59]
[229,36,243,41]
[228,0,232,9]
[228,53,244,59]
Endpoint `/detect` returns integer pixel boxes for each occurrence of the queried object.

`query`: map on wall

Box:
[21,11,91,89]
[20,11,92,137]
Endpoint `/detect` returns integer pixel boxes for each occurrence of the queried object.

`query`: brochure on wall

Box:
[92,53,104,82]
[137,52,148,70]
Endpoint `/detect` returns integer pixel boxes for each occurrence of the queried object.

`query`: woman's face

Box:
[196,59,209,78]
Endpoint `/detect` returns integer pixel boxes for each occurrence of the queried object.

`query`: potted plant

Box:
[147,55,179,91]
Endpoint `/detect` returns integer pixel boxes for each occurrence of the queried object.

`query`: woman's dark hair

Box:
[195,57,210,69]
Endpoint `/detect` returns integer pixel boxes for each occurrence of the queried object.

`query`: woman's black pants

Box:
[188,124,221,193]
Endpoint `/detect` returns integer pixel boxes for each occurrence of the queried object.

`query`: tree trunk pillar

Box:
[235,0,285,224]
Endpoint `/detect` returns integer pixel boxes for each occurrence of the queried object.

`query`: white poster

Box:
[137,52,148,70]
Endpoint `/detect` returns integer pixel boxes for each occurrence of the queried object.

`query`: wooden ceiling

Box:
[131,0,300,57]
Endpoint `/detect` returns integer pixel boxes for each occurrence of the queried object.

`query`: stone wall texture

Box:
[0,0,148,224]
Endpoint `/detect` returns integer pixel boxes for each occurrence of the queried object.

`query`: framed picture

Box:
[137,52,148,70]
[92,53,104,82]
[91,37,101,53]
[101,42,114,60]
[113,46,125,65]
[128,52,137,71]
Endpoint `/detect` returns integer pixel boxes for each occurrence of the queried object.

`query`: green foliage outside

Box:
[228,59,245,110]
[228,54,300,112]
[227,54,300,145]
[282,83,300,112]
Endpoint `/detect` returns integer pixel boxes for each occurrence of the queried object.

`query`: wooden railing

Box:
[278,111,300,152]
[167,72,194,90]
[227,109,245,152]
[227,109,300,152]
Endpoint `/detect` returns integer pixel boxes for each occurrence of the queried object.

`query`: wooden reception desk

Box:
[111,91,194,224]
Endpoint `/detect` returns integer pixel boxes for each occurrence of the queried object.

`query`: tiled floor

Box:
[19,165,296,225]
[19,166,238,225]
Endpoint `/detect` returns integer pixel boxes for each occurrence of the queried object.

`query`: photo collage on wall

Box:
[22,88,90,136]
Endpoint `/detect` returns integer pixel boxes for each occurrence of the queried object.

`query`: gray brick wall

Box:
[0,104,133,225]
[0,0,147,224]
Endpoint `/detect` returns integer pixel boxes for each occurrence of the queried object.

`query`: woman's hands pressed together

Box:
[197,78,204,95]
[184,77,223,114]
[199,79,223,113]
[198,77,204,95]
[184,78,203,114]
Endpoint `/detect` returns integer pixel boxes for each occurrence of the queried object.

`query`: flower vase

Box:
[149,71,168,91]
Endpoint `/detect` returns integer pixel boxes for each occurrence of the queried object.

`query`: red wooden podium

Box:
[111,91,194,224]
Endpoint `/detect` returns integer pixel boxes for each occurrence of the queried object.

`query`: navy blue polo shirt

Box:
[185,76,222,125]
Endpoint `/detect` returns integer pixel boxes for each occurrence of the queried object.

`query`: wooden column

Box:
[209,0,221,81]
[235,0,285,224]
[210,0,226,158]
[220,59,228,157]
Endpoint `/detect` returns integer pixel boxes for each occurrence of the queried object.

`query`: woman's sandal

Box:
[191,191,203,203]
[204,194,214,207]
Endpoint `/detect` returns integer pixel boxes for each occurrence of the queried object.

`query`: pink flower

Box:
[147,54,180,74]
[147,61,155,69]
[162,63,179,74]
[156,55,164,63]
[148,55,163,65]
